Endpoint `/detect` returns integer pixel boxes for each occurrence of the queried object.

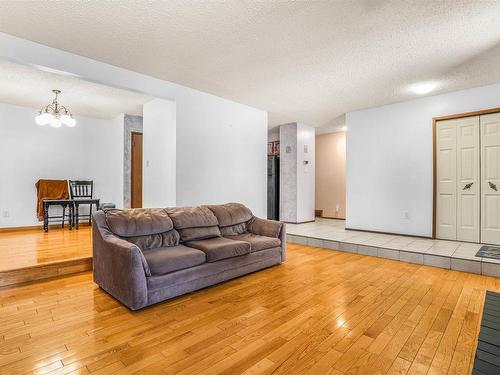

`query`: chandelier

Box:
[35,89,76,128]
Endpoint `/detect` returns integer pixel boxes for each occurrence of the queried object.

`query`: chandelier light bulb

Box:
[50,117,62,128]
[61,114,76,127]
[35,113,49,126]
[35,89,77,128]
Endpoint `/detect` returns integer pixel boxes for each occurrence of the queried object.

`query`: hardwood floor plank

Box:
[0,242,497,375]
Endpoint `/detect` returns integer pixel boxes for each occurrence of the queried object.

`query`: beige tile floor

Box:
[286,218,500,277]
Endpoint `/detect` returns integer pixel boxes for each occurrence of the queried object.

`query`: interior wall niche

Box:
[123,114,143,208]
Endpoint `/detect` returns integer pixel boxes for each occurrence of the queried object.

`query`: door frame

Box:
[130,131,143,208]
[432,106,500,239]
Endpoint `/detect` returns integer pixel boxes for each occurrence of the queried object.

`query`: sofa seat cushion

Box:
[225,233,281,252]
[142,245,206,276]
[185,237,251,262]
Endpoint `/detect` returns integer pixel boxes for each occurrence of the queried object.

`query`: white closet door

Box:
[481,112,500,245]
[456,116,480,242]
[436,119,457,240]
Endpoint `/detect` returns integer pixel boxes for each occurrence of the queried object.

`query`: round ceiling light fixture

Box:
[35,89,76,128]
[410,82,437,95]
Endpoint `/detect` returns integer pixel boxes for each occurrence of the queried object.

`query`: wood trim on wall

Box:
[433,107,500,122]
[282,220,316,224]
[130,131,143,209]
[432,118,437,238]
[0,224,88,232]
[432,106,500,239]
[320,216,346,220]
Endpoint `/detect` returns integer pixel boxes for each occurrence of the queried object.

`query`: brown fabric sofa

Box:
[92,203,285,310]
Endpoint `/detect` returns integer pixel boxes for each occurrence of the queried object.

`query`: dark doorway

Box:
[131,132,143,208]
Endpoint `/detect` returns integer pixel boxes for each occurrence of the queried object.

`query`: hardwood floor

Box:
[0,243,498,374]
[0,226,92,271]
[0,226,92,287]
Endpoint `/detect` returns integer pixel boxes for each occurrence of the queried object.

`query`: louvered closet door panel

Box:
[436,120,457,240]
[481,112,500,245]
[456,116,480,242]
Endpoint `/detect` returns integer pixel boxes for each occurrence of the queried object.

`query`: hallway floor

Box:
[286,218,500,277]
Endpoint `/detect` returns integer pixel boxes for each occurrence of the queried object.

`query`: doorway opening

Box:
[315,131,346,220]
[131,131,143,208]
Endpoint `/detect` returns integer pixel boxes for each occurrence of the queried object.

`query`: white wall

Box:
[143,98,176,208]
[346,82,500,237]
[0,102,123,228]
[279,123,315,223]
[176,96,267,212]
[0,32,268,217]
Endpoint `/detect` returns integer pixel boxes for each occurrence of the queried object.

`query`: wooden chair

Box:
[36,179,72,232]
[42,199,73,232]
[69,180,100,229]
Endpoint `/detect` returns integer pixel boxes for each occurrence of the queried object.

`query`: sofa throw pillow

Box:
[106,208,173,237]
[167,206,219,229]
[168,206,221,242]
[205,203,253,227]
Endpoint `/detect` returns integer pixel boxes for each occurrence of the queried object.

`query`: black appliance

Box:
[267,155,279,220]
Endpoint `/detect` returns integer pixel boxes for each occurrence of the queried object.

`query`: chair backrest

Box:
[69,180,93,199]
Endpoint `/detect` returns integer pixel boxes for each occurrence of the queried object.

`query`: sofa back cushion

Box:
[206,203,253,236]
[168,206,221,242]
[105,208,180,250]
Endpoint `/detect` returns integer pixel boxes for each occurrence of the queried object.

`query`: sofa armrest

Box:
[92,211,149,310]
[248,217,282,238]
[248,217,286,262]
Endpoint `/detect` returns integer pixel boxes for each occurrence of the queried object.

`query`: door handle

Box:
[489,182,498,191]
[463,183,473,190]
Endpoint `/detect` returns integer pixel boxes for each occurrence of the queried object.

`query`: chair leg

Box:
[62,205,66,228]
[43,202,48,232]
[75,204,79,230]
[69,204,73,230]
[89,204,93,226]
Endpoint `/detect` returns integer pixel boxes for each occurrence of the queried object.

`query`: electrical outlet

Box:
[2,210,9,218]
[335,204,340,212]
[403,212,410,220]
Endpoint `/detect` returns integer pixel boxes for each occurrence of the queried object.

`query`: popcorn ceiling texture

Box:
[1,2,500,128]
[0,59,151,119]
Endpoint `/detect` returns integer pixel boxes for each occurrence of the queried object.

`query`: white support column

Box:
[279,122,315,223]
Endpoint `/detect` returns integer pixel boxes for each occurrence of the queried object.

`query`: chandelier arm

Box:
[58,105,72,116]
[43,104,56,113]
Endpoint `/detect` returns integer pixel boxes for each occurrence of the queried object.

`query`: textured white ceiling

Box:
[1,1,500,131]
[0,59,151,118]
